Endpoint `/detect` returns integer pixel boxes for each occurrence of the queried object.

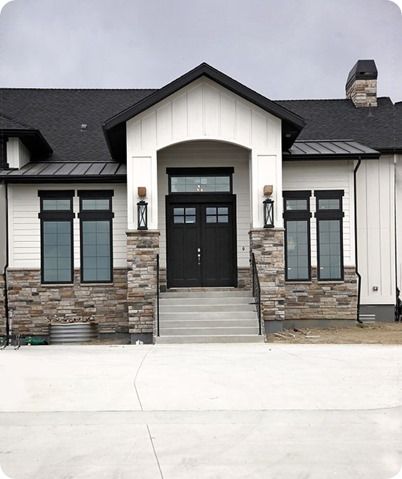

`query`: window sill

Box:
[285,281,312,285]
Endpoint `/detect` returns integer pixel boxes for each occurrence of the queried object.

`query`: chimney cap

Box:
[346,59,378,90]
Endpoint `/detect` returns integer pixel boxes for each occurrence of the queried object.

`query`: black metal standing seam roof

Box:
[0,161,126,182]
[285,140,379,160]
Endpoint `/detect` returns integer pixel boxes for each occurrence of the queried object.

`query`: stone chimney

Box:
[346,59,378,108]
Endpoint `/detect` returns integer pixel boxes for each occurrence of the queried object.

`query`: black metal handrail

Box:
[156,253,160,336]
[251,252,262,335]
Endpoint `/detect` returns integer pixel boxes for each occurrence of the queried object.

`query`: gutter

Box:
[3,182,10,345]
[353,158,363,324]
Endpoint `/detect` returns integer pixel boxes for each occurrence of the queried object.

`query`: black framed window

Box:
[39,190,74,284]
[78,191,114,283]
[167,168,233,194]
[283,191,311,281]
[315,190,344,281]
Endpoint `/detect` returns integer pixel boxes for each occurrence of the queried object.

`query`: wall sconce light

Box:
[137,200,148,230]
[137,186,148,230]
[263,198,274,228]
[263,185,274,228]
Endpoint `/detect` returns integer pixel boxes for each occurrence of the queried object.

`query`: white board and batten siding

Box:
[126,77,283,230]
[283,160,355,267]
[357,156,396,305]
[8,183,127,270]
[157,142,251,269]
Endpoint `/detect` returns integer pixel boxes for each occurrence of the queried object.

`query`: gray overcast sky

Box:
[0,0,401,101]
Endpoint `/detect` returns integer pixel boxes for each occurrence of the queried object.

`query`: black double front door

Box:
[166,195,237,287]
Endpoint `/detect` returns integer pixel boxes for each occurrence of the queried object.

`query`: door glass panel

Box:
[173,207,197,224]
[206,206,229,224]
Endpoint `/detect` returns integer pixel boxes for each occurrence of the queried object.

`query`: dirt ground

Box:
[268,322,402,344]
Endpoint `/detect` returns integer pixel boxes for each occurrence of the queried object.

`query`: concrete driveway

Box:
[0,343,401,478]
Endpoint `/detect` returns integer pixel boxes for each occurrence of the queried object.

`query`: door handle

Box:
[197,247,201,265]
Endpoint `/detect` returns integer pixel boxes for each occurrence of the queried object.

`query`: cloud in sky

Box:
[0,0,401,101]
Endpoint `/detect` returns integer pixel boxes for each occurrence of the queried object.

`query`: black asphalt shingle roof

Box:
[276,97,400,152]
[0,112,35,130]
[0,88,400,166]
[0,88,155,163]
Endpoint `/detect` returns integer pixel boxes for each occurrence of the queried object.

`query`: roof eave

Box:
[283,153,380,161]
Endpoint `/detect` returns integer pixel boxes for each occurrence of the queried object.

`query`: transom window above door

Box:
[167,167,234,194]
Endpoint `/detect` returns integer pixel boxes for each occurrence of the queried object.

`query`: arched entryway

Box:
[157,140,251,288]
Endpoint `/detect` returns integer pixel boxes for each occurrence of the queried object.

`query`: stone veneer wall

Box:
[249,228,285,323]
[7,269,128,337]
[127,230,159,343]
[0,274,5,336]
[285,267,357,321]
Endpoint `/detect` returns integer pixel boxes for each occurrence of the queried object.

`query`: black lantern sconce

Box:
[137,186,148,230]
[263,185,274,228]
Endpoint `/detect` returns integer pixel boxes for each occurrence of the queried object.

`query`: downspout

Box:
[3,181,10,345]
[393,153,399,321]
[354,158,363,324]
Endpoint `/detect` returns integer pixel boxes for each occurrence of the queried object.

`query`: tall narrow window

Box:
[39,191,74,284]
[315,190,344,281]
[78,191,114,283]
[283,191,311,281]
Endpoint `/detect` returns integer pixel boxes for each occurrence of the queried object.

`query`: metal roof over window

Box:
[0,162,126,182]
[285,140,380,160]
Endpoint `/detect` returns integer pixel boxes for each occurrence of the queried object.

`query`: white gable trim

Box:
[126,77,283,230]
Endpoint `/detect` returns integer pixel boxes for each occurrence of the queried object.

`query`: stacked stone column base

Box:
[249,228,285,331]
[127,230,159,344]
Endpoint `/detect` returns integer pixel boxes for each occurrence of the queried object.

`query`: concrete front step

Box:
[160,311,257,320]
[159,326,259,336]
[160,319,258,328]
[159,304,256,313]
[160,296,254,305]
[156,334,265,344]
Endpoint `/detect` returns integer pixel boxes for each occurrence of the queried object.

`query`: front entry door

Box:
[167,197,236,287]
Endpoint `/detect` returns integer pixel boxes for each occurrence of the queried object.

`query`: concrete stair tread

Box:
[157,335,264,344]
